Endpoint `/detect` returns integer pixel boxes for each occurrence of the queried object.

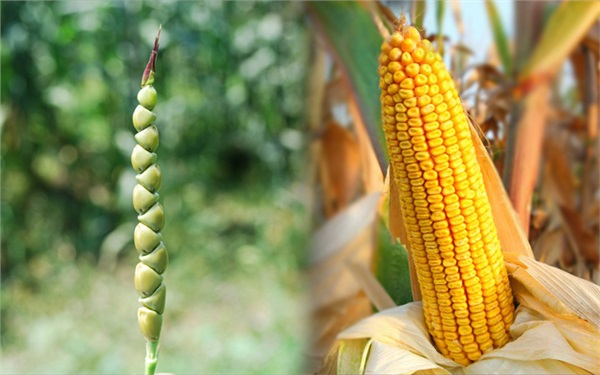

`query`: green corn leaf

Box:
[413,0,426,31]
[485,0,513,76]
[374,218,413,307]
[436,0,446,55]
[520,1,600,79]
[306,1,388,172]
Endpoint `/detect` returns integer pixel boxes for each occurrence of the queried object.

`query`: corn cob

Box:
[132,27,168,375]
[378,24,514,366]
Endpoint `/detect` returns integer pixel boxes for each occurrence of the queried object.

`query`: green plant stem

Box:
[145,341,159,375]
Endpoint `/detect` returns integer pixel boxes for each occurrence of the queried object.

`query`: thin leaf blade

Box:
[436,0,446,54]
[520,1,600,79]
[413,0,426,31]
[373,219,413,307]
[485,0,513,75]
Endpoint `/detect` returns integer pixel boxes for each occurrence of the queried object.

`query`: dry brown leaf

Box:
[559,235,577,271]
[581,46,599,218]
[477,64,504,89]
[487,90,510,123]
[533,227,563,265]
[544,130,576,210]
[570,47,588,112]
[312,292,372,359]
[319,121,362,218]
[558,206,599,265]
[505,84,551,233]
[582,19,599,55]
[583,201,599,229]
[375,1,400,32]
[348,98,384,194]
[470,123,535,259]
[362,0,390,40]
[323,77,349,117]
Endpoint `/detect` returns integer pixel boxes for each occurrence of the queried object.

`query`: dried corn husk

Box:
[310,192,383,358]
[316,107,600,375]
[320,256,600,374]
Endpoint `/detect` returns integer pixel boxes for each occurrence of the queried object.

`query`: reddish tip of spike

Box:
[141,25,162,87]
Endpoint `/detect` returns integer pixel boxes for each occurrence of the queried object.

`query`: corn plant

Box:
[131,27,168,375]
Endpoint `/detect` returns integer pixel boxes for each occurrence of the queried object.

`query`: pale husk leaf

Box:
[310,226,375,311]
[310,192,381,310]
[310,192,383,358]
[346,261,396,312]
[333,300,598,374]
[311,191,381,265]
[365,340,451,375]
[337,338,372,375]
[470,124,534,259]
[338,303,457,369]
[517,256,600,329]
[325,253,600,374]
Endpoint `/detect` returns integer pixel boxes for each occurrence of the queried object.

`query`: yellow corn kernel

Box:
[401,38,416,52]
[389,48,402,61]
[394,70,407,83]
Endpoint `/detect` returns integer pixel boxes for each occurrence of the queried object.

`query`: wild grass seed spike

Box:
[132,26,168,375]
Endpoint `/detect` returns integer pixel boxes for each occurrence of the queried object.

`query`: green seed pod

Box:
[138,307,162,342]
[133,27,167,374]
[134,223,162,254]
[131,145,157,173]
[140,283,166,314]
[138,203,165,232]
[139,242,168,274]
[136,164,162,193]
[133,105,157,131]
[135,126,160,152]
[133,184,159,214]
[134,262,163,297]
[137,85,158,110]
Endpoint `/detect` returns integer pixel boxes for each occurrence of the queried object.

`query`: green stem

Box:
[145,341,159,375]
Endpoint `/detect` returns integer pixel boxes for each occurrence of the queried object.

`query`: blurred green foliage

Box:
[1,1,309,373]
[1,0,308,280]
